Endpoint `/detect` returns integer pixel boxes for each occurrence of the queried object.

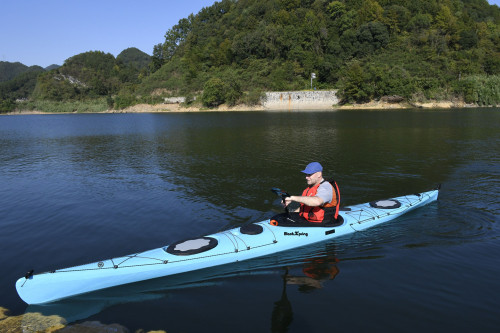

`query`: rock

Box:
[0,307,7,320]
[58,321,128,333]
[0,308,66,333]
[380,95,405,103]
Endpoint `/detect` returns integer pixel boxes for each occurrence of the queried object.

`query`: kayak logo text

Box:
[284,231,309,237]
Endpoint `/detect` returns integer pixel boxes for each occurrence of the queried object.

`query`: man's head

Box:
[301,162,323,186]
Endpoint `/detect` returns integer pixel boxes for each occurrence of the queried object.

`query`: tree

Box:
[163,17,193,61]
[0,97,16,113]
[356,22,389,57]
[339,61,372,103]
[224,78,242,106]
[358,0,384,25]
[459,30,479,49]
[202,78,226,107]
[408,13,433,32]
[150,43,166,73]
[327,1,346,20]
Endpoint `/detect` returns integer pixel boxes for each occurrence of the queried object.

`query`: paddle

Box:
[271,187,291,215]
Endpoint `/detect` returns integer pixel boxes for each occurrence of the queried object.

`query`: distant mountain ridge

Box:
[0,47,148,110]
[45,64,60,71]
[0,62,43,82]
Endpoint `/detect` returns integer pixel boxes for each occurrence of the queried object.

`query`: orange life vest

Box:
[299,180,340,223]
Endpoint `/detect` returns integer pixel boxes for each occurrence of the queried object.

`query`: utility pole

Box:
[311,72,316,89]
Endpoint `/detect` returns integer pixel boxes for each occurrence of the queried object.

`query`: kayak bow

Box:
[16,187,439,304]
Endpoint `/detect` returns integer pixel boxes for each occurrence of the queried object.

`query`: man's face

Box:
[305,171,321,186]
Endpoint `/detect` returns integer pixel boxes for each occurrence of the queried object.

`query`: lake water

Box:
[0,109,499,332]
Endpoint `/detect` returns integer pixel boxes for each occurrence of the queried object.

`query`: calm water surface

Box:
[0,109,499,332]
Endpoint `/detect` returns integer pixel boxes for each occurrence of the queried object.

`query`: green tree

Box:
[327,1,346,20]
[358,0,384,25]
[202,78,226,107]
[339,61,372,103]
[150,43,166,73]
[459,30,479,49]
[0,97,16,113]
[356,22,389,56]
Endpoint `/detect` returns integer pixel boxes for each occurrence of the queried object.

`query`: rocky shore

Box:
[0,306,166,333]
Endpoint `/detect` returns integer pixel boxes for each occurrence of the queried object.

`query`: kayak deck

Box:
[16,188,439,304]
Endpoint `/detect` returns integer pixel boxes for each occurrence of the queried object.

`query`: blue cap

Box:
[301,162,323,174]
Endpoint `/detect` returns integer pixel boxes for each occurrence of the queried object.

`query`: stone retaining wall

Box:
[164,97,186,103]
[263,90,339,110]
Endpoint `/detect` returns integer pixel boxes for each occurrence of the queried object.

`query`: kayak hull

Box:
[16,188,438,304]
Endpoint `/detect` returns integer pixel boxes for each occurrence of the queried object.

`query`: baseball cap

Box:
[301,162,323,174]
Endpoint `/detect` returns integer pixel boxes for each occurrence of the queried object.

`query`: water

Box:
[0,109,499,332]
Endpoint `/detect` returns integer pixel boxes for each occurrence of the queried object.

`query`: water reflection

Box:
[19,241,342,331]
[271,269,293,333]
[286,256,340,292]
[271,254,340,332]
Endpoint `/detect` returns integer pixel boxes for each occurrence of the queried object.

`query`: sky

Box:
[1,0,499,68]
[1,0,216,68]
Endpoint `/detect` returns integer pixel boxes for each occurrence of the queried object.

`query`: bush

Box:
[202,78,226,107]
[114,94,138,109]
[106,95,114,109]
[182,93,196,106]
[19,98,108,113]
[338,61,373,103]
[0,98,16,113]
[243,89,265,106]
[224,79,242,106]
[456,75,500,106]
[139,95,164,105]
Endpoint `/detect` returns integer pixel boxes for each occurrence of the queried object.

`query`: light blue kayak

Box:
[16,187,439,304]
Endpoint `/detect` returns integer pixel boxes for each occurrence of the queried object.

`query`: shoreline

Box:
[3,100,486,115]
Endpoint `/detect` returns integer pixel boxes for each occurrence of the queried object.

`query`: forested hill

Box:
[0,62,45,83]
[142,0,500,105]
[117,47,151,69]
[2,0,500,113]
[31,49,150,102]
[0,48,150,112]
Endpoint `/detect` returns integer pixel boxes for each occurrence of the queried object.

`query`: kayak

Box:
[16,187,439,304]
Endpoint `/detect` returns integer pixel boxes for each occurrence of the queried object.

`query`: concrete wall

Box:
[263,90,339,110]
[164,97,186,103]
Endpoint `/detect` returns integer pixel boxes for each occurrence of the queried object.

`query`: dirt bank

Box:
[4,100,482,115]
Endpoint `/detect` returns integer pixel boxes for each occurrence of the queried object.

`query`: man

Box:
[272,162,340,226]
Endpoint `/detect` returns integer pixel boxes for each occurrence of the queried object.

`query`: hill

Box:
[30,50,153,106]
[45,64,60,71]
[0,61,44,82]
[1,47,153,113]
[139,0,500,106]
[0,68,45,99]
[0,62,46,112]
[117,47,151,69]
[4,0,500,113]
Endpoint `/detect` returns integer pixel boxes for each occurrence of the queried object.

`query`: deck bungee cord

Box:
[16,185,440,304]
[344,191,436,228]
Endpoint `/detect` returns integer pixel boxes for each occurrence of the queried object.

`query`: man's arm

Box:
[284,195,325,212]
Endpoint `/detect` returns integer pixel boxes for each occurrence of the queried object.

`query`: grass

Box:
[19,98,109,113]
